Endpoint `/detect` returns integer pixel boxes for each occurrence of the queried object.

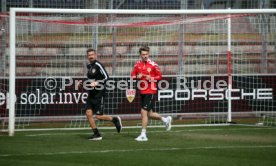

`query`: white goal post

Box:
[8,8,276,136]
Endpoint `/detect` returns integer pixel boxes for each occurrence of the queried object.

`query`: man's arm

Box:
[152,64,162,81]
[131,63,140,80]
[90,62,109,88]
[144,63,162,81]
[96,62,109,82]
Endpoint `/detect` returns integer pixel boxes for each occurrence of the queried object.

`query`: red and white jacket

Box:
[131,59,162,94]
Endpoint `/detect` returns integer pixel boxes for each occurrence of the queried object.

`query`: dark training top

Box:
[86,60,109,98]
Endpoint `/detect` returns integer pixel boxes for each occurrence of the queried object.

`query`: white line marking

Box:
[1,145,276,157]
[24,127,276,137]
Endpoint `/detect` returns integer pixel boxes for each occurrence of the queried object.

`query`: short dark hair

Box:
[139,46,150,54]
[86,48,96,55]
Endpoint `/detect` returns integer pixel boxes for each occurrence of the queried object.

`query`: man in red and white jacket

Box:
[131,46,172,141]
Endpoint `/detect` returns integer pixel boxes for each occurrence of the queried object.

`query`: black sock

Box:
[92,128,100,135]
[112,117,116,123]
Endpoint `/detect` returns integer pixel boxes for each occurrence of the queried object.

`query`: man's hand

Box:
[77,81,83,90]
[91,81,98,87]
[145,75,152,81]
[137,73,152,80]
[136,73,143,79]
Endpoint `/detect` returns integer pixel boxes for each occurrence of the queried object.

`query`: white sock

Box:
[161,117,167,123]
[141,129,146,136]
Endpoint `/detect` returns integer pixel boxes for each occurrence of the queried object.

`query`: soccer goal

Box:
[2,8,276,136]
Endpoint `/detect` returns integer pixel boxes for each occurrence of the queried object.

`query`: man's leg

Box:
[95,115,112,121]
[86,109,97,128]
[148,111,172,131]
[96,115,122,133]
[147,111,162,120]
[135,94,152,141]
[93,96,121,133]
[141,109,148,130]
[86,109,102,140]
[135,108,149,141]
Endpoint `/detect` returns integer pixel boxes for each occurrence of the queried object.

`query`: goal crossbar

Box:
[9,8,276,14]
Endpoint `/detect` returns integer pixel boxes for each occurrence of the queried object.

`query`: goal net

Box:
[2,9,276,134]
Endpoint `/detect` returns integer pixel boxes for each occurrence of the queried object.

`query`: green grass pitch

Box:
[1,126,276,166]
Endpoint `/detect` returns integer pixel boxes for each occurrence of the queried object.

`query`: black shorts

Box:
[140,94,156,111]
[85,96,104,115]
